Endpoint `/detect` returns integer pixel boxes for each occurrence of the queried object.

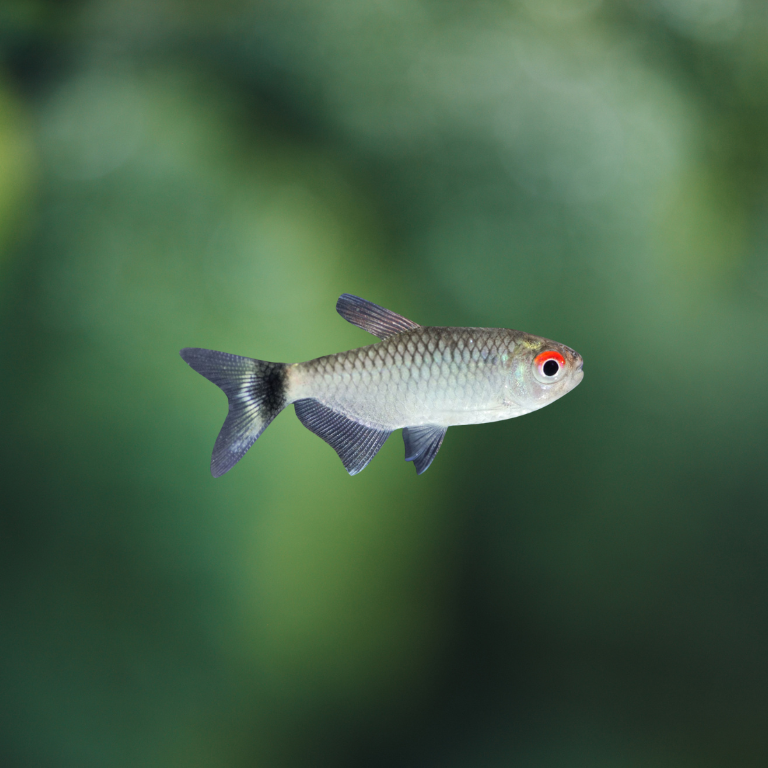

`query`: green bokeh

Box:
[2,2,767,767]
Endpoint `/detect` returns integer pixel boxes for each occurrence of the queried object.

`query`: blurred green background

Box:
[2,1,768,766]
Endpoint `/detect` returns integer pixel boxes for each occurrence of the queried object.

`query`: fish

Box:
[180,294,584,477]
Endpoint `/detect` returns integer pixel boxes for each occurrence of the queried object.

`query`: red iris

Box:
[534,350,566,378]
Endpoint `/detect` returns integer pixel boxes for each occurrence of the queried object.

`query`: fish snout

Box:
[571,354,584,384]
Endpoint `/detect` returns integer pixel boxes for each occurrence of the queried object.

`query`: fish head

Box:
[506,333,583,414]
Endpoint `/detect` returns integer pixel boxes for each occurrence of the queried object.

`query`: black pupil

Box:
[543,359,559,377]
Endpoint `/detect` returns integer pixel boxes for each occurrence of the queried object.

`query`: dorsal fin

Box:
[336,294,420,340]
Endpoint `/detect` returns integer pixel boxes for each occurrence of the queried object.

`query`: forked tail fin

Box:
[180,348,287,477]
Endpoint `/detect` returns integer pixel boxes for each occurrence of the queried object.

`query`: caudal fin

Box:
[180,348,287,477]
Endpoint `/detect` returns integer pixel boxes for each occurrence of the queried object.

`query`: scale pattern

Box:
[292,327,520,429]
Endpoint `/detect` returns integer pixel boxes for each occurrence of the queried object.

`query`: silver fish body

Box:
[288,327,581,429]
[180,295,583,477]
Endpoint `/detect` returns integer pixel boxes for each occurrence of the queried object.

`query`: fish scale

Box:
[290,328,512,428]
[180,294,583,476]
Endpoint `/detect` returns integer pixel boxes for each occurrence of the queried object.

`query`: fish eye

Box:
[533,350,566,383]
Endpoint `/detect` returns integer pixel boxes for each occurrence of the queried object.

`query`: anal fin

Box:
[294,399,391,475]
[402,425,447,475]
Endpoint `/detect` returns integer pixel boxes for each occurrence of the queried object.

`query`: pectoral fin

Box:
[402,425,447,475]
[336,294,420,339]
[294,399,391,475]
